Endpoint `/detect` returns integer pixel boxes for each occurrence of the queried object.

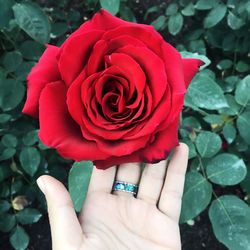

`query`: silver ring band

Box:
[112,180,138,195]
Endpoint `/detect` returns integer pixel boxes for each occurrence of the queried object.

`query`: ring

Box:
[112,180,138,195]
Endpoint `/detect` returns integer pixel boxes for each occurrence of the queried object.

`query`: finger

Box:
[113,163,141,197]
[137,160,168,205]
[158,143,189,222]
[87,165,117,194]
[36,175,84,250]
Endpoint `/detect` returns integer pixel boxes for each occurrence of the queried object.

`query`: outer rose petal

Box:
[39,81,109,161]
[22,45,60,118]
[182,58,204,88]
[94,116,180,169]
[161,42,186,94]
[58,9,132,55]
[80,9,130,31]
[58,30,104,85]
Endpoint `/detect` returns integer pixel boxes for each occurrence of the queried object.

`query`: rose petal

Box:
[105,53,146,101]
[87,39,108,76]
[124,83,171,140]
[67,70,95,126]
[116,45,167,108]
[182,58,204,88]
[94,116,180,169]
[39,81,109,161]
[161,42,186,94]
[68,72,133,139]
[94,73,127,105]
[75,9,130,34]
[94,133,151,157]
[103,25,163,56]
[22,45,60,118]
[58,30,104,85]
[87,35,145,76]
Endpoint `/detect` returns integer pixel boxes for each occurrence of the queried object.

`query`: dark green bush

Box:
[0,0,250,249]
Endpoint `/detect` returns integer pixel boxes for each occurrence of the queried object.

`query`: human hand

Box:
[36,143,189,250]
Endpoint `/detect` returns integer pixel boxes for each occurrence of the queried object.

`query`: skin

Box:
[37,143,189,250]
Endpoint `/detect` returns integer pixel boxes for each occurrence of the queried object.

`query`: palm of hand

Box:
[79,191,180,250]
[39,144,188,250]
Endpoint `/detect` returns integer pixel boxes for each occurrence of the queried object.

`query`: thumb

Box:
[37,175,84,250]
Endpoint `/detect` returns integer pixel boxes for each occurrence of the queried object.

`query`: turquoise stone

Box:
[127,185,134,192]
[116,183,125,190]
[113,181,138,194]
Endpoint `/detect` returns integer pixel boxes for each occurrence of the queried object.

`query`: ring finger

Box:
[112,163,141,197]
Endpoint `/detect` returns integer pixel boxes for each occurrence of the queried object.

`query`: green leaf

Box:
[219,94,241,116]
[10,225,29,250]
[168,13,183,35]
[0,147,16,161]
[204,4,227,28]
[227,11,245,30]
[216,59,233,70]
[1,134,18,148]
[0,163,12,182]
[2,51,23,72]
[181,139,197,159]
[151,15,167,30]
[195,131,222,157]
[0,200,11,213]
[16,208,42,225]
[68,9,80,22]
[206,153,247,185]
[0,0,14,28]
[235,136,248,152]
[180,52,211,70]
[165,3,178,16]
[0,183,10,198]
[203,114,224,125]
[69,161,93,212]
[119,6,136,22]
[223,124,236,144]
[144,6,159,20]
[235,61,250,73]
[180,116,201,137]
[235,75,250,106]
[209,195,250,250]
[189,39,206,55]
[223,75,238,93]
[241,169,250,194]
[183,116,201,129]
[0,79,25,111]
[180,171,212,223]
[19,147,41,176]
[195,0,216,10]
[187,74,228,110]
[19,40,44,60]
[51,22,68,38]
[13,3,51,44]
[15,61,36,81]
[181,3,195,16]
[22,130,38,146]
[237,111,250,144]
[0,213,16,232]
[99,0,120,15]
[0,114,11,123]
[11,179,23,195]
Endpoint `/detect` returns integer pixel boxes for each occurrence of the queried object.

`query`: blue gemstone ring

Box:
[112,180,139,195]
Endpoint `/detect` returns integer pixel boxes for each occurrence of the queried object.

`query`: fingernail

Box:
[36,177,46,194]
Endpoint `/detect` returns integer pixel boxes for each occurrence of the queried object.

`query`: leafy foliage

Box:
[0,0,249,249]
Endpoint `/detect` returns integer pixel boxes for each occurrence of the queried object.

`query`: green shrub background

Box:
[0,0,250,249]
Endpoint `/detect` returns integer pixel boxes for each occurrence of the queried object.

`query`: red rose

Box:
[23,9,202,169]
